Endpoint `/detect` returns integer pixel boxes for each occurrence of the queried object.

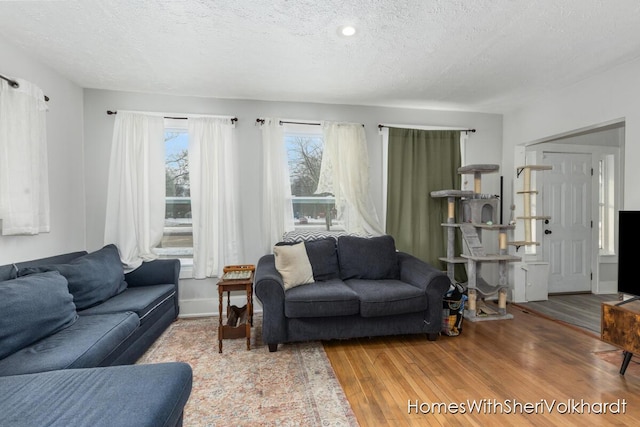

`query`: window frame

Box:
[154,118,193,265]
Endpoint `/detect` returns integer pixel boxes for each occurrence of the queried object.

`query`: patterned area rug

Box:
[138,315,358,426]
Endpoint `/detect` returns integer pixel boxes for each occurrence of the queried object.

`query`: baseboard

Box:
[178,297,263,319]
[596,281,617,294]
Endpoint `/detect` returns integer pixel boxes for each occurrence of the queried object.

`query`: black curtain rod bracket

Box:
[1,73,50,102]
[0,74,19,88]
[107,110,237,123]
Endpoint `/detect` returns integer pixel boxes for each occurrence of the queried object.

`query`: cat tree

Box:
[431,164,520,321]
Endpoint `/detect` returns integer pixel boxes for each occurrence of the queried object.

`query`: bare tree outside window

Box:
[287,135,322,197]
[285,134,342,231]
[155,130,193,259]
[165,132,190,197]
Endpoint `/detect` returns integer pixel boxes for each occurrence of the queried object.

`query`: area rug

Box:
[138,315,359,426]
[594,349,640,376]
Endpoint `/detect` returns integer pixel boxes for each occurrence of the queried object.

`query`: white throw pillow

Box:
[273,242,315,290]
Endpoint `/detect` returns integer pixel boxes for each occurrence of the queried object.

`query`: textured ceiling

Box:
[1,0,640,113]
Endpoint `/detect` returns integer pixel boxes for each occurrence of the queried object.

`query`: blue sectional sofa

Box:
[0,245,192,426]
[255,235,450,352]
[1,362,193,427]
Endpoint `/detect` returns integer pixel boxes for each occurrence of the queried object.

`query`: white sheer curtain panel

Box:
[188,117,242,279]
[317,122,383,236]
[0,78,50,235]
[261,118,294,250]
[104,112,165,270]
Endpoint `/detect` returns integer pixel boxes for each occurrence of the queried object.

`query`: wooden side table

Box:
[217,270,254,353]
[601,299,640,375]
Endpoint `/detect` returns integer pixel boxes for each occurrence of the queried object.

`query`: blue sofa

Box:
[0,245,192,426]
[1,363,193,427]
[255,235,450,352]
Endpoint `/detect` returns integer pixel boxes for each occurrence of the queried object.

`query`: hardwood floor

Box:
[516,293,618,336]
[324,302,640,426]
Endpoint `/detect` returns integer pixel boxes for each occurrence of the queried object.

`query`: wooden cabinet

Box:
[601,300,640,374]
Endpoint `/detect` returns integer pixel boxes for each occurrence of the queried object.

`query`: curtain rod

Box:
[377,124,476,134]
[255,118,364,127]
[255,119,320,126]
[107,110,237,123]
[1,73,50,102]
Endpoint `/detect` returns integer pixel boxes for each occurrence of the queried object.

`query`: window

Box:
[154,120,193,260]
[598,155,615,254]
[284,125,343,231]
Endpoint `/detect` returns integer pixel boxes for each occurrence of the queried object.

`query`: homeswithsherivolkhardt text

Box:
[408,398,627,415]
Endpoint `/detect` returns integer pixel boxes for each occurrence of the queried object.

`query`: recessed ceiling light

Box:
[341,26,356,37]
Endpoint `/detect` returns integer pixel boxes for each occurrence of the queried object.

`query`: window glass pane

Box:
[598,159,604,250]
[598,155,616,254]
[285,131,344,231]
[155,129,193,259]
[604,155,615,254]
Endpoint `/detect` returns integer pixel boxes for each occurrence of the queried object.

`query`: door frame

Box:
[522,124,624,296]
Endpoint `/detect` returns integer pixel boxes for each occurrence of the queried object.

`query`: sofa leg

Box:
[268,343,278,352]
[427,333,439,341]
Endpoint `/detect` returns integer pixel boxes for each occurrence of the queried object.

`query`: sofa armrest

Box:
[397,252,450,328]
[125,258,181,317]
[254,254,288,350]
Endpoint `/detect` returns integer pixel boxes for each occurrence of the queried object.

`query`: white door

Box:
[542,152,592,293]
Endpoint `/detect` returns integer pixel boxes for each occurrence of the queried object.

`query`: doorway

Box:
[523,120,624,298]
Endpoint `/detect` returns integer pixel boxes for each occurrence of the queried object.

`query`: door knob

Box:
[544,229,552,235]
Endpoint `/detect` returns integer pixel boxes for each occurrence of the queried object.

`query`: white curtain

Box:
[104,112,165,270]
[261,118,294,250]
[0,78,50,235]
[316,121,383,236]
[188,117,242,279]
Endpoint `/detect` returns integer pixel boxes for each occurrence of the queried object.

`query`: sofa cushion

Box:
[0,312,139,376]
[18,244,127,310]
[345,279,428,317]
[0,271,77,360]
[0,362,192,427]
[276,237,340,281]
[273,242,315,290]
[304,238,341,281]
[78,284,175,325]
[337,235,400,280]
[284,279,360,318]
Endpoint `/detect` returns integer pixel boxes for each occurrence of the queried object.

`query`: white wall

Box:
[503,57,640,211]
[503,58,640,300]
[0,37,85,264]
[83,89,502,316]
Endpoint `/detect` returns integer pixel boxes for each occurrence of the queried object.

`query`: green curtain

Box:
[386,128,466,282]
